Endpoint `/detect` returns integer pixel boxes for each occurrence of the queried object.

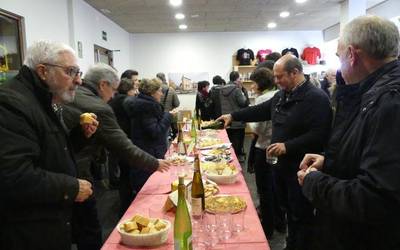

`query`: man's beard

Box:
[47,77,77,103]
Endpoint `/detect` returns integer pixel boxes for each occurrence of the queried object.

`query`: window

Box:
[0,8,25,84]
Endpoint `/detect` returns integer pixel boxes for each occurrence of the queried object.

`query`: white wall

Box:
[70,0,131,73]
[130,30,324,80]
[0,0,70,46]
[0,0,131,74]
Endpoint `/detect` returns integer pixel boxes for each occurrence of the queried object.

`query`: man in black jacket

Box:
[218,55,332,250]
[62,63,170,250]
[0,41,93,250]
[298,15,400,250]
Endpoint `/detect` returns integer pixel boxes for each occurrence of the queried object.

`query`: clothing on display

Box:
[301,47,321,65]
[256,49,272,63]
[236,48,255,65]
[281,48,299,58]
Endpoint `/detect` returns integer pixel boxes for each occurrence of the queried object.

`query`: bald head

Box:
[275,54,304,74]
[273,54,305,91]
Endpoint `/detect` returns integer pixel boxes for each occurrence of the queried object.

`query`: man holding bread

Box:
[0,41,95,250]
[62,63,171,250]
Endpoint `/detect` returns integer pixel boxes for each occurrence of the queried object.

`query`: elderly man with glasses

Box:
[297,15,400,250]
[0,41,95,250]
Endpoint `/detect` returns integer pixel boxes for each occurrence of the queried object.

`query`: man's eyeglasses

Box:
[43,63,83,78]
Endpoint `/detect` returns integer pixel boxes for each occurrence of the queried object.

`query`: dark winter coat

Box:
[124,93,172,159]
[62,82,159,180]
[195,91,212,121]
[216,82,250,129]
[302,60,400,250]
[108,93,131,136]
[0,66,79,250]
[232,80,332,174]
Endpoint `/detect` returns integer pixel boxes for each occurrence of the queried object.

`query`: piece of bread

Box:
[123,221,138,232]
[80,113,94,125]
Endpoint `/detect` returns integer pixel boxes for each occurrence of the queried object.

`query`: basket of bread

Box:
[117,214,171,247]
[204,162,239,184]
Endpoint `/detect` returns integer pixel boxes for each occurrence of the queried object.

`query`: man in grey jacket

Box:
[218,71,250,161]
[63,63,170,250]
[156,72,180,112]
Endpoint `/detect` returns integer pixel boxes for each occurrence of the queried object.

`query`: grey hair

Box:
[84,63,119,87]
[340,15,400,59]
[139,78,162,95]
[23,40,76,69]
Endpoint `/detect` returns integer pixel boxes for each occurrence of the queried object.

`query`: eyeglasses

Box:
[43,63,83,78]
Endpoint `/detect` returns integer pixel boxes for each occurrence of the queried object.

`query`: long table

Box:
[102,130,270,250]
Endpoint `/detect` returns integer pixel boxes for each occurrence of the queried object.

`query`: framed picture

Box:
[167,72,209,94]
[0,8,25,84]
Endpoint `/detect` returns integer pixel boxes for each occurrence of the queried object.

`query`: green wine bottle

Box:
[196,109,202,131]
[190,111,197,144]
[191,153,205,219]
[174,176,193,250]
[177,123,187,155]
[201,120,224,130]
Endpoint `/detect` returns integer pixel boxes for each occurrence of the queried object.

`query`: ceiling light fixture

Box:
[169,0,182,7]
[175,13,185,19]
[191,14,199,18]
[267,22,277,29]
[295,0,307,3]
[279,11,290,18]
[179,24,187,30]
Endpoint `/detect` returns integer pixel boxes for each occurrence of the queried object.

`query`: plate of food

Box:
[201,155,233,163]
[203,162,239,184]
[205,195,247,214]
[197,138,225,149]
[117,214,171,247]
[167,154,194,165]
[200,146,232,156]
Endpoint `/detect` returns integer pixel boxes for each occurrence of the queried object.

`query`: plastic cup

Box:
[231,210,245,233]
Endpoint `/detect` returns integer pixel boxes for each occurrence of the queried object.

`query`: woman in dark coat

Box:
[124,78,173,193]
[195,80,212,121]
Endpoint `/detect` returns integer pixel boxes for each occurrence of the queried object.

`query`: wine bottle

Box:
[177,123,187,155]
[190,111,197,144]
[174,176,193,250]
[191,153,205,219]
[196,109,202,131]
[201,120,224,130]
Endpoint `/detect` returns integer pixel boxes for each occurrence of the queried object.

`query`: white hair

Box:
[84,63,119,87]
[340,15,400,59]
[23,40,76,69]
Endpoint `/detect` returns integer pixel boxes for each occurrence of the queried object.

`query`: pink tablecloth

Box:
[102,130,270,250]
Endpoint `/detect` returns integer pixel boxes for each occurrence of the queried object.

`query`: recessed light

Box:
[100,8,111,14]
[279,11,290,18]
[267,22,277,29]
[175,13,185,20]
[295,12,305,16]
[175,13,185,19]
[295,0,307,3]
[169,0,182,7]
[191,14,199,18]
[179,24,187,30]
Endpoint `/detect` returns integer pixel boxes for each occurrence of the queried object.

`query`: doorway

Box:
[94,44,113,66]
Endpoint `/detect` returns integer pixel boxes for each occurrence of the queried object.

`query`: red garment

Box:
[256,49,272,63]
[301,47,321,65]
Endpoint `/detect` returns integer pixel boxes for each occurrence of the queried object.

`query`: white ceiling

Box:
[84,0,386,33]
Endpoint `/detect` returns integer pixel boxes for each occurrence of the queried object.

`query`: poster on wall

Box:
[168,72,209,94]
